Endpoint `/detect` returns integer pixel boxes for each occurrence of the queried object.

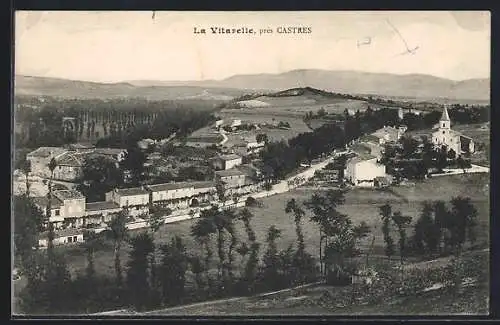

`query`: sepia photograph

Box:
[12,11,490,317]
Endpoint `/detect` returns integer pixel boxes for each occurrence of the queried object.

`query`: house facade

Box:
[26,147,68,178]
[432,106,475,155]
[105,187,150,216]
[32,189,87,229]
[38,228,85,248]
[215,169,247,188]
[344,155,386,188]
[213,154,243,170]
[371,126,407,145]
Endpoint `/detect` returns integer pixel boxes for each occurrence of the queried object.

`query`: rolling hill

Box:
[14,75,248,101]
[15,69,490,102]
[130,70,490,102]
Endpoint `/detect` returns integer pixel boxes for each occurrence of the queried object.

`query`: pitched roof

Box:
[347,154,377,165]
[85,201,121,211]
[218,154,241,161]
[56,151,85,167]
[440,106,450,122]
[53,189,85,201]
[32,196,63,209]
[114,187,149,196]
[147,182,194,192]
[371,126,399,140]
[40,228,84,240]
[27,147,67,159]
[215,168,246,177]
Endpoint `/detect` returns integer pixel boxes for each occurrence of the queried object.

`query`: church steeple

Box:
[440,106,450,122]
[439,106,451,130]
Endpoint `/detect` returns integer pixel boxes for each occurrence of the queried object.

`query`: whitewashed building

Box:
[38,228,85,248]
[344,155,386,188]
[105,187,150,216]
[212,154,243,171]
[32,189,87,229]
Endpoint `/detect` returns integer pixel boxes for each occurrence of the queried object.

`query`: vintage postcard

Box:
[12,11,490,317]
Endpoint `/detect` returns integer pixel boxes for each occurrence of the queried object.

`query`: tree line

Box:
[15,97,216,149]
[377,196,479,273]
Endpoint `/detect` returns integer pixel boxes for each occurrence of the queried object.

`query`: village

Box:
[13,105,487,249]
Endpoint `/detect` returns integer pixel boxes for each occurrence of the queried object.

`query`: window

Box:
[442,131,445,134]
[68,236,73,243]
[55,209,60,216]
[73,236,78,242]
[442,123,445,127]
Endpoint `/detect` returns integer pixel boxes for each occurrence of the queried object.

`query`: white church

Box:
[432,106,475,155]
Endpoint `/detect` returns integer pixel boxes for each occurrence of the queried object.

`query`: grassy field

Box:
[57,173,489,280]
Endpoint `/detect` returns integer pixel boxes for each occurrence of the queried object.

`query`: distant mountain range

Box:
[15,69,490,101]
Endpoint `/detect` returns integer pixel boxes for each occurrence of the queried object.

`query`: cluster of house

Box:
[32,151,266,247]
[343,106,475,188]
[26,145,127,182]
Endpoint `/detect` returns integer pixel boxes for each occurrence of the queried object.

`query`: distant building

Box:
[137,139,156,150]
[106,187,150,208]
[431,106,475,155]
[27,146,126,182]
[370,126,406,145]
[212,154,243,171]
[146,181,216,208]
[32,189,86,229]
[26,147,68,178]
[215,119,224,128]
[231,119,242,128]
[84,201,122,225]
[215,168,247,188]
[38,228,84,248]
[52,151,85,181]
[344,155,386,188]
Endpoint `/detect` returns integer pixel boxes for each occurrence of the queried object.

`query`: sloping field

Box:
[59,173,489,280]
[236,99,271,108]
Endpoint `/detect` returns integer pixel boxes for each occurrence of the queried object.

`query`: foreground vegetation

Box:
[14,170,487,315]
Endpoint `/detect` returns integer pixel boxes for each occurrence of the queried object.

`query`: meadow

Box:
[59,173,489,280]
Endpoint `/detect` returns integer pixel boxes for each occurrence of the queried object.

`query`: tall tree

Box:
[450,196,478,253]
[391,211,412,267]
[379,203,395,261]
[261,225,282,290]
[159,236,188,306]
[19,159,32,197]
[305,189,347,276]
[83,230,102,281]
[237,208,260,294]
[14,195,45,271]
[285,198,316,284]
[77,155,124,202]
[190,207,217,289]
[126,232,155,311]
[106,210,128,287]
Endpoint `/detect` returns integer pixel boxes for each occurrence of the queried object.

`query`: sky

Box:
[15,11,490,83]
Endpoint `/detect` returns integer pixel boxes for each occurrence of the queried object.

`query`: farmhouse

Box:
[344,154,386,188]
[215,168,247,188]
[370,126,406,145]
[32,189,87,229]
[212,154,243,170]
[432,106,475,155]
[84,201,122,225]
[26,147,68,178]
[105,187,150,216]
[26,146,127,182]
[52,151,85,181]
[38,228,85,248]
